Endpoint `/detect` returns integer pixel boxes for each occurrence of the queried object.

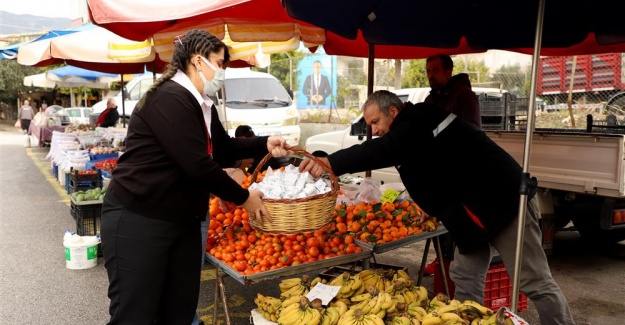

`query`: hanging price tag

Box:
[306,283,341,306]
[381,189,400,204]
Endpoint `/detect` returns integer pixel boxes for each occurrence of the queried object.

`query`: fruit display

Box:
[252,266,499,325]
[70,187,106,202]
[332,200,441,245]
[92,158,117,175]
[88,146,118,155]
[206,196,365,276]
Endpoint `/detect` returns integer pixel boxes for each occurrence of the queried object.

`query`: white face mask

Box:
[198,56,225,97]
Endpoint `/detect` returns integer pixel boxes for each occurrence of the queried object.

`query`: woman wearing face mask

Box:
[99,29,291,325]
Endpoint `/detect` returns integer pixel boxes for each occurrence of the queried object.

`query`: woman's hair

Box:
[363,90,404,117]
[136,29,230,110]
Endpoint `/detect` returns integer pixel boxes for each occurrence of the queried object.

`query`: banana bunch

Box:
[254,293,282,322]
[391,269,412,283]
[388,279,424,305]
[329,299,349,317]
[349,286,395,319]
[338,308,385,325]
[384,302,424,325]
[317,305,341,325]
[279,275,311,300]
[417,297,494,325]
[329,271,365,299]
[311,276,328,287]
[358,269,393,294]
[277,296,322,325]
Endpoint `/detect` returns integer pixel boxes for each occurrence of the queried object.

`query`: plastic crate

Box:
[52,163,58,178]
[70,197,103,257]
[69,169,102,194]
[434,260,527,312]
[483,263,528,312]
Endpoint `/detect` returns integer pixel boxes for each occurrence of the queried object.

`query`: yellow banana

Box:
[311,276,323,287]
[281,294,302,308]
[418,286,429,302]
[279,277,303,292]
[396,269,411,281]
[365,314,385,325]
[461,300,493,316]
[351,275,363,291]
[332,300,348,317]
[277,305,303,325]
[440,311,463,323]
[420,316,442,325]
[380,292,394,310]
[435,305,458,315]
[309,308,322,325]
[368,294,383,314]
[337,308,356,325]
[351,292,372,303]
[326,306,340,325]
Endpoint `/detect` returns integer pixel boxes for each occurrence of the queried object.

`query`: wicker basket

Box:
[248,148,339,234]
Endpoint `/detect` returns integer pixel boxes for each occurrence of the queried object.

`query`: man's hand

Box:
[298,157,331,178]
[312,94,323,104]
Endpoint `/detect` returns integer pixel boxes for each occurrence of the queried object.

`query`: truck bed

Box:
[485,129,625,198]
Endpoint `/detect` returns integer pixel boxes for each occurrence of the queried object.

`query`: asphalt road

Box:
[0,121,624,325]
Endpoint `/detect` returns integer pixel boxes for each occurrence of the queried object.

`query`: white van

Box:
[91,68,301,146]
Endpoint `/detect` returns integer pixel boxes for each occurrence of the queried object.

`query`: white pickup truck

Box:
[306,92,625,246]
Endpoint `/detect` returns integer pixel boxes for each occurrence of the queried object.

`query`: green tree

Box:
[489,64,528,96]
[0,60,42,105]
[254,51,305,92]
[453,57,490,84]
[401,59,428,88]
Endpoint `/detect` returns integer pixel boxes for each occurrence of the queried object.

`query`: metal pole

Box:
[510,0,545,312]
[365,43,375,178]
[121,74,126,128]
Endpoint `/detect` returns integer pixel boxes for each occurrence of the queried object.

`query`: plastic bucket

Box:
[64,237,100,270]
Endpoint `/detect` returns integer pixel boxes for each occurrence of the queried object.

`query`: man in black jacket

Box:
[96,98,120,127]
[299,90,575,325]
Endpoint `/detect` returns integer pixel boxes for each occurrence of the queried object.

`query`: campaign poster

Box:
[297,55,337,109]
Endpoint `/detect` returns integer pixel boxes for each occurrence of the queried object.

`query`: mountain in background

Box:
[0,11,71,35]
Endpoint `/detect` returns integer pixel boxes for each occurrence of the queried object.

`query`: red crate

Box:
[434,261,527,312]
[483,263,527,312]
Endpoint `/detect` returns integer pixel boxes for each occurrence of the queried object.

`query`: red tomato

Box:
[234,260,247,272]
[308,246,320,258]
[306,237,320,248]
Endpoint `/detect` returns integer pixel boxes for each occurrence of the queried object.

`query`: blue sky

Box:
[3,0,73,19]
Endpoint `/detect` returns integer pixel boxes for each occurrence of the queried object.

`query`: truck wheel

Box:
[572,200,625,244]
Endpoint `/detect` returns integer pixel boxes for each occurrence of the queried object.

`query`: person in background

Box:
[100,29,290,325]
[303,60,332,108]
[96,98,121,128]
[234,125,291,173]
[424,53,481,129]
[422,53,482,275]
[298,90,576,325]
[18,100,36,135]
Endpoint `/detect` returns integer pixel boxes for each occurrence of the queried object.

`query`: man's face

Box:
[312,62,321,76]
[363,103,396,137]
[426,58,452,91]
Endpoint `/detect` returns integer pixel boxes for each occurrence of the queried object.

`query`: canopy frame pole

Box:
[511,0,546,312]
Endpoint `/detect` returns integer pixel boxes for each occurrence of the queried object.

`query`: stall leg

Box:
[434,235,450,297]
[212,267,232,325]
[416,238,432,286]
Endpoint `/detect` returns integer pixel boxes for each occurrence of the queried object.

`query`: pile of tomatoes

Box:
[206,197,364,275]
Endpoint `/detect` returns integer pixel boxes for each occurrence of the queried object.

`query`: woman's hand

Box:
[298,157,331,178]
[267,136,291,157]
[241,190,272,223]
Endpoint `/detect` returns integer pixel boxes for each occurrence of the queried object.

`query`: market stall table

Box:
[205,226,450,325]
[29,124,66,147]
